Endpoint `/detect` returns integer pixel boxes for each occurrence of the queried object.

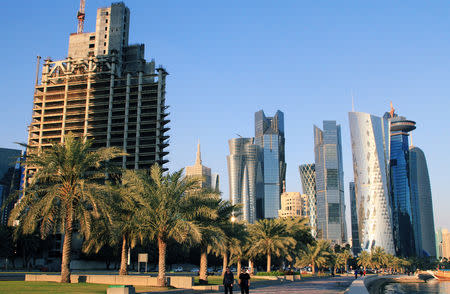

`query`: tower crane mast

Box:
[77,0,86,34]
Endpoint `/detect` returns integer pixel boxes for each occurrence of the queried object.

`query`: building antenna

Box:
[351,90,355,112]
[77,0,86,34]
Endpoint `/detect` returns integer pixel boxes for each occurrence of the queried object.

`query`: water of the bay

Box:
[384,280,450,293]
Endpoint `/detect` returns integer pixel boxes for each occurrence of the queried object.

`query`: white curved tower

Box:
[348,112,395,254]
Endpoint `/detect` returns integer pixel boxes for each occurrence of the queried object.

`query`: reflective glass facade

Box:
[390,130,416,256]
[350,182,361,255]
[0,148,23,225]
[410,146,436,257]
[254,110,286,219]
[227,138,263,223]
[314,121,346,244]
[299,163,317,237]
[348,112,395,255]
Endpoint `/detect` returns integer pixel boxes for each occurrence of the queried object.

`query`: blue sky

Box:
[1,1,450,233]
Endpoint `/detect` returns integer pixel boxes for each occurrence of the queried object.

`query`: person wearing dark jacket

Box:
[223,267,234,294]
[238,268,251,294]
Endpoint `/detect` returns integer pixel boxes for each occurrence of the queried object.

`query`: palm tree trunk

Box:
[60,209,73,283]
[199,246,208,283]
[267,253,271,272]
[222,252,228,276]
[312,258,315,274]
[249,260,253,275]
[237,258,241,275]
[157,235,167,286]
[119,234,128,275]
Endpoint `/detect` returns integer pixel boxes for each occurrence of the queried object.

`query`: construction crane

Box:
[77,0,86,34]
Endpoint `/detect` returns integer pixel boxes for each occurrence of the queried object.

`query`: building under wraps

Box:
[27,2,170,174]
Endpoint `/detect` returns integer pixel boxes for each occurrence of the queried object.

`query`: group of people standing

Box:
[354,269,366,279]
[222,266,251,294]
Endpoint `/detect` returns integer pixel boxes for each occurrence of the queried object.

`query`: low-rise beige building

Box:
[279,192,309,218]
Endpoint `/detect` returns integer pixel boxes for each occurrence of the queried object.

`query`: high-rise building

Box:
[185,143,211,188]
[436,229,443,259]
[314,121,346,244]
[227,138,263,223]
[278,192,303,218]
[0,148,24,225]
[211,173,220,192]
[27,3,169,177]
[349,182,361,255]
[410,146,436,257]
[254,110,286,219]
[384,107,418,257]
[299,163,316,237]
[348,112,395,255]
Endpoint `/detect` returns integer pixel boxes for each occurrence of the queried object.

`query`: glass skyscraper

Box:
[299,163,317,237]
[254,110,286,219]
[410,146,436,257]
[385,111,418,257]
[0,148,24,225]
[348,112,395,255]
[227,137,263,223]
[314,121,346,244]
[349,181,361,255]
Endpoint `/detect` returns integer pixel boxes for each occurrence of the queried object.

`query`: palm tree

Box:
[371,247,387,270]
[83,171,148,275]
[227,222,248,275]
[9,134,123,283]
[357,251,372,270]
[296,240,332,274]
[247,219,296,272]
[280,217,313,267]
[339,249,352,272]
[125,164,215,286]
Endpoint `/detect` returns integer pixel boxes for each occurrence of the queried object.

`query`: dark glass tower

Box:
[349,182,361,255]
[410,146,436,257]
[386,110,418,257]
[0,148,24,225]
[254,110,286,219]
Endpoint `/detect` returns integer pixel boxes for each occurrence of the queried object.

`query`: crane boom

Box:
[77,0,86,34]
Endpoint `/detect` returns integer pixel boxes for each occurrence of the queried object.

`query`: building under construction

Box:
[28,2,169,171]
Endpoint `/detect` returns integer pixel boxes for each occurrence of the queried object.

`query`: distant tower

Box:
[314,121,346,244]
[299,164,316,237]
[185,143,212,188]
[349,111,395,255]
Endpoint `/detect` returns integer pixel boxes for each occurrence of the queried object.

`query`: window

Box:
[104,42,106,46]
[104,34,107,39]
[89,36,95,40]
[105,19,108,23]
[106,11,109,15]
[103,50,106,54]
[89,44,95,48]
[328,203,340,223]
[105,27,107,31]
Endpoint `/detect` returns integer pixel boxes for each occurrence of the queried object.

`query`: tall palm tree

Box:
[125,164,216,286]
[357,251,372,270]
[247,219,296,272]
[280,217,313,266]
[9,134,123,283]
[83,171,148,276]
[295,240,332,274]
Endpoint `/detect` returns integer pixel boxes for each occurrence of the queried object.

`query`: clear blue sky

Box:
[2,1,450,233]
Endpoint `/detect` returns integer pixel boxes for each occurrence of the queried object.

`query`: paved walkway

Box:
[204,276,355,294]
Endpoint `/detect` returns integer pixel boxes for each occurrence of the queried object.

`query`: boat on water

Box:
[431,269,450,281]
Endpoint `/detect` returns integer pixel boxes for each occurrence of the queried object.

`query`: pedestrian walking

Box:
[354,269,358,279]
[223,266,234,294]
[363,269,366,276]
[239,267,251,294]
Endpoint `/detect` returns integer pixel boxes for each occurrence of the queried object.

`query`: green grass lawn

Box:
[0,281,171,293]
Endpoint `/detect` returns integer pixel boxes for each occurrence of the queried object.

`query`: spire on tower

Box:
[196,141,202,165]
[389,101,395,118]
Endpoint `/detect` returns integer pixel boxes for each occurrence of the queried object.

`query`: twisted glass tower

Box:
[349,112,395,254]
[299,163,317,237]
[227,138,263,223]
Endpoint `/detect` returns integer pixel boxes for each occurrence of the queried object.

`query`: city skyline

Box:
[2,1,450,235]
